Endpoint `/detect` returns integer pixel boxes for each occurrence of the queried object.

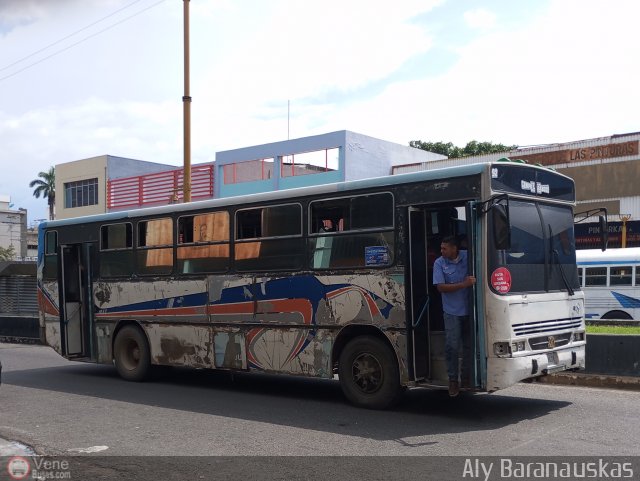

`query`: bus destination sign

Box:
[490,164,575,202]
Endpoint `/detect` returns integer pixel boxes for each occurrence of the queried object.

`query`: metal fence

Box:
[107,164,215,210]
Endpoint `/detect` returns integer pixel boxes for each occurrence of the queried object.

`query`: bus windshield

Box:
[489,200,579,294]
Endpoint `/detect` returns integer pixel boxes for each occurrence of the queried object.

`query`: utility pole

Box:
[183,0,192,202]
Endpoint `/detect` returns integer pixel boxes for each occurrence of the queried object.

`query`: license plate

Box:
[546,352,558,365]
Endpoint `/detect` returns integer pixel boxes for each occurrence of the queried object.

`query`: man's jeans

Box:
[443,312,471,383]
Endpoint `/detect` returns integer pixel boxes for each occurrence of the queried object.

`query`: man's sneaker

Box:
[448,380,459,397]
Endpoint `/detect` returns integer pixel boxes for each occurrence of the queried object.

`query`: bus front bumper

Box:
[487,345,585,391]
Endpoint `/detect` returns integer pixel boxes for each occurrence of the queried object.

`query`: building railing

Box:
[107,165,214,210]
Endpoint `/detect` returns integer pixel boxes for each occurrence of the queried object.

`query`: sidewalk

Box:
[0,437,35,456]
[537,371,640,391]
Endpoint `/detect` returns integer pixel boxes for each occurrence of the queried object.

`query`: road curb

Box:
[536,372,640,391]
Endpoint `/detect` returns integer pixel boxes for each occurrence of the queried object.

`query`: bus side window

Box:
[235,204,303,271]
[100,223,133,278]
[137,218,174,276]
[43,231,58,279]
[177,212,230,274]
[309,193,394,269]
[610,266,632,286]
[584,267,607,286]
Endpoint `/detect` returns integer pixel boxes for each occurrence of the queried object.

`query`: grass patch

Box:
[586,325,640,335]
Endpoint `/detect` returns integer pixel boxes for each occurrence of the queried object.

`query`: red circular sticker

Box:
[491,267,512,293]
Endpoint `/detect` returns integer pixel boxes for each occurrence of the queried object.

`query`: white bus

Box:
[38,161,589,408]
[577,247,640,320]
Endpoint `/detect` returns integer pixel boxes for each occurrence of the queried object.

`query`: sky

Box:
[1,0,639,224]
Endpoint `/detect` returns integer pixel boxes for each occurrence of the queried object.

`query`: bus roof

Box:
[42,160,568,229]
[577,247,640,265]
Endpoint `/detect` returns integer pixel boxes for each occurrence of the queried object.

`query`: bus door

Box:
[466,201,484,389]
[60,243,93,359]
[408,207,430,380]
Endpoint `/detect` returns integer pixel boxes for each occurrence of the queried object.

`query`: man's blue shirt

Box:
[433,250,470,316]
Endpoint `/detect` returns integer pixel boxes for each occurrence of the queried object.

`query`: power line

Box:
[0,0,147,73]
[0,0,166,83]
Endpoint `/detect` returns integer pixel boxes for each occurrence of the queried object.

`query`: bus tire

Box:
[114,325,151,382]
[601,310,633,320]
[338,335,401,409]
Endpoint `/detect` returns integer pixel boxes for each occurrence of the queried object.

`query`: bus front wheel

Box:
[114,325,151,382]
[338,335,401,409]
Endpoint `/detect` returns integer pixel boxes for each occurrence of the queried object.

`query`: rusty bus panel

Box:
[213,330,247,369]
[95,322,115,363]
[147,324,214,369]
[245,327,333,377]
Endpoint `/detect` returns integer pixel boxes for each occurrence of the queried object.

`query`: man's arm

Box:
[436,276,476,293]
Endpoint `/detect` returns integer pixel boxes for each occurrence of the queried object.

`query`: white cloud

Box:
[463,8,496,30]
[1,0,639,223]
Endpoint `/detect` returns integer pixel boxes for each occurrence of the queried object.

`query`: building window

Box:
[223,158,274,184]
[281,148,339,178]
[64,178,98,208]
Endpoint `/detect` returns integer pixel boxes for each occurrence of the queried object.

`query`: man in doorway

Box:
[433,235,476,397]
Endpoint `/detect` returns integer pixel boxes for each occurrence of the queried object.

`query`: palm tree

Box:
[29,166,56,220]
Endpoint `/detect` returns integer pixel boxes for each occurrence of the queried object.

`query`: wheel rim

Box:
[120,338,141,371]
[351,352,383,394]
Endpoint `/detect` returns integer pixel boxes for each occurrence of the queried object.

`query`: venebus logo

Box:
[6,456,31,480]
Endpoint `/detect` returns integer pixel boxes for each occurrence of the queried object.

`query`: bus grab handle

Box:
[412,297,430,328]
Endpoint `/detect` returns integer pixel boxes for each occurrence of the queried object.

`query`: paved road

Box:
[1,342,640,459]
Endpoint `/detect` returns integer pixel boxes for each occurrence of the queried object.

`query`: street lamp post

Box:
[619,214,632,248]
[183,0,192,203]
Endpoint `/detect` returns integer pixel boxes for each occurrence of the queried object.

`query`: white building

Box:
[0,195,27,259]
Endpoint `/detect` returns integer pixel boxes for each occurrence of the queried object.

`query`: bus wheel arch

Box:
[333,325,402,409]
[601,310,633,320]
[113,321,151,382]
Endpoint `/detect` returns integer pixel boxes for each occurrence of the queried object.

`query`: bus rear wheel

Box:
[114,325,151,382]
[601,310,633,320]
[338,335,401,409]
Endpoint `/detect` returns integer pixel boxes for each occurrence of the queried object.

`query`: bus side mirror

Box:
[599,215,608,251]
[492,204,511,250]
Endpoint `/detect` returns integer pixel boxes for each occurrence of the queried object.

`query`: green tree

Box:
[0,245,16,261]
[409,140,518,158]
[29,166,56,220]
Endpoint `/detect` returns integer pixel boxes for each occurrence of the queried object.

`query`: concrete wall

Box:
[344,131,446,181]
[0,316,39,340]
[584,334,640,377]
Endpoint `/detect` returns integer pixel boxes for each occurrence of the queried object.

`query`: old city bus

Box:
[577,247,640,321]
[37,161,587,408]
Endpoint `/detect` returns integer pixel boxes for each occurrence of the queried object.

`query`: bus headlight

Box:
[511,341,526,352]
[494,342,510,357]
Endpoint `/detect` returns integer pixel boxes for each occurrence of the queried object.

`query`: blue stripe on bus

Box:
[98,292,209,313]
[611,291,640,309]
